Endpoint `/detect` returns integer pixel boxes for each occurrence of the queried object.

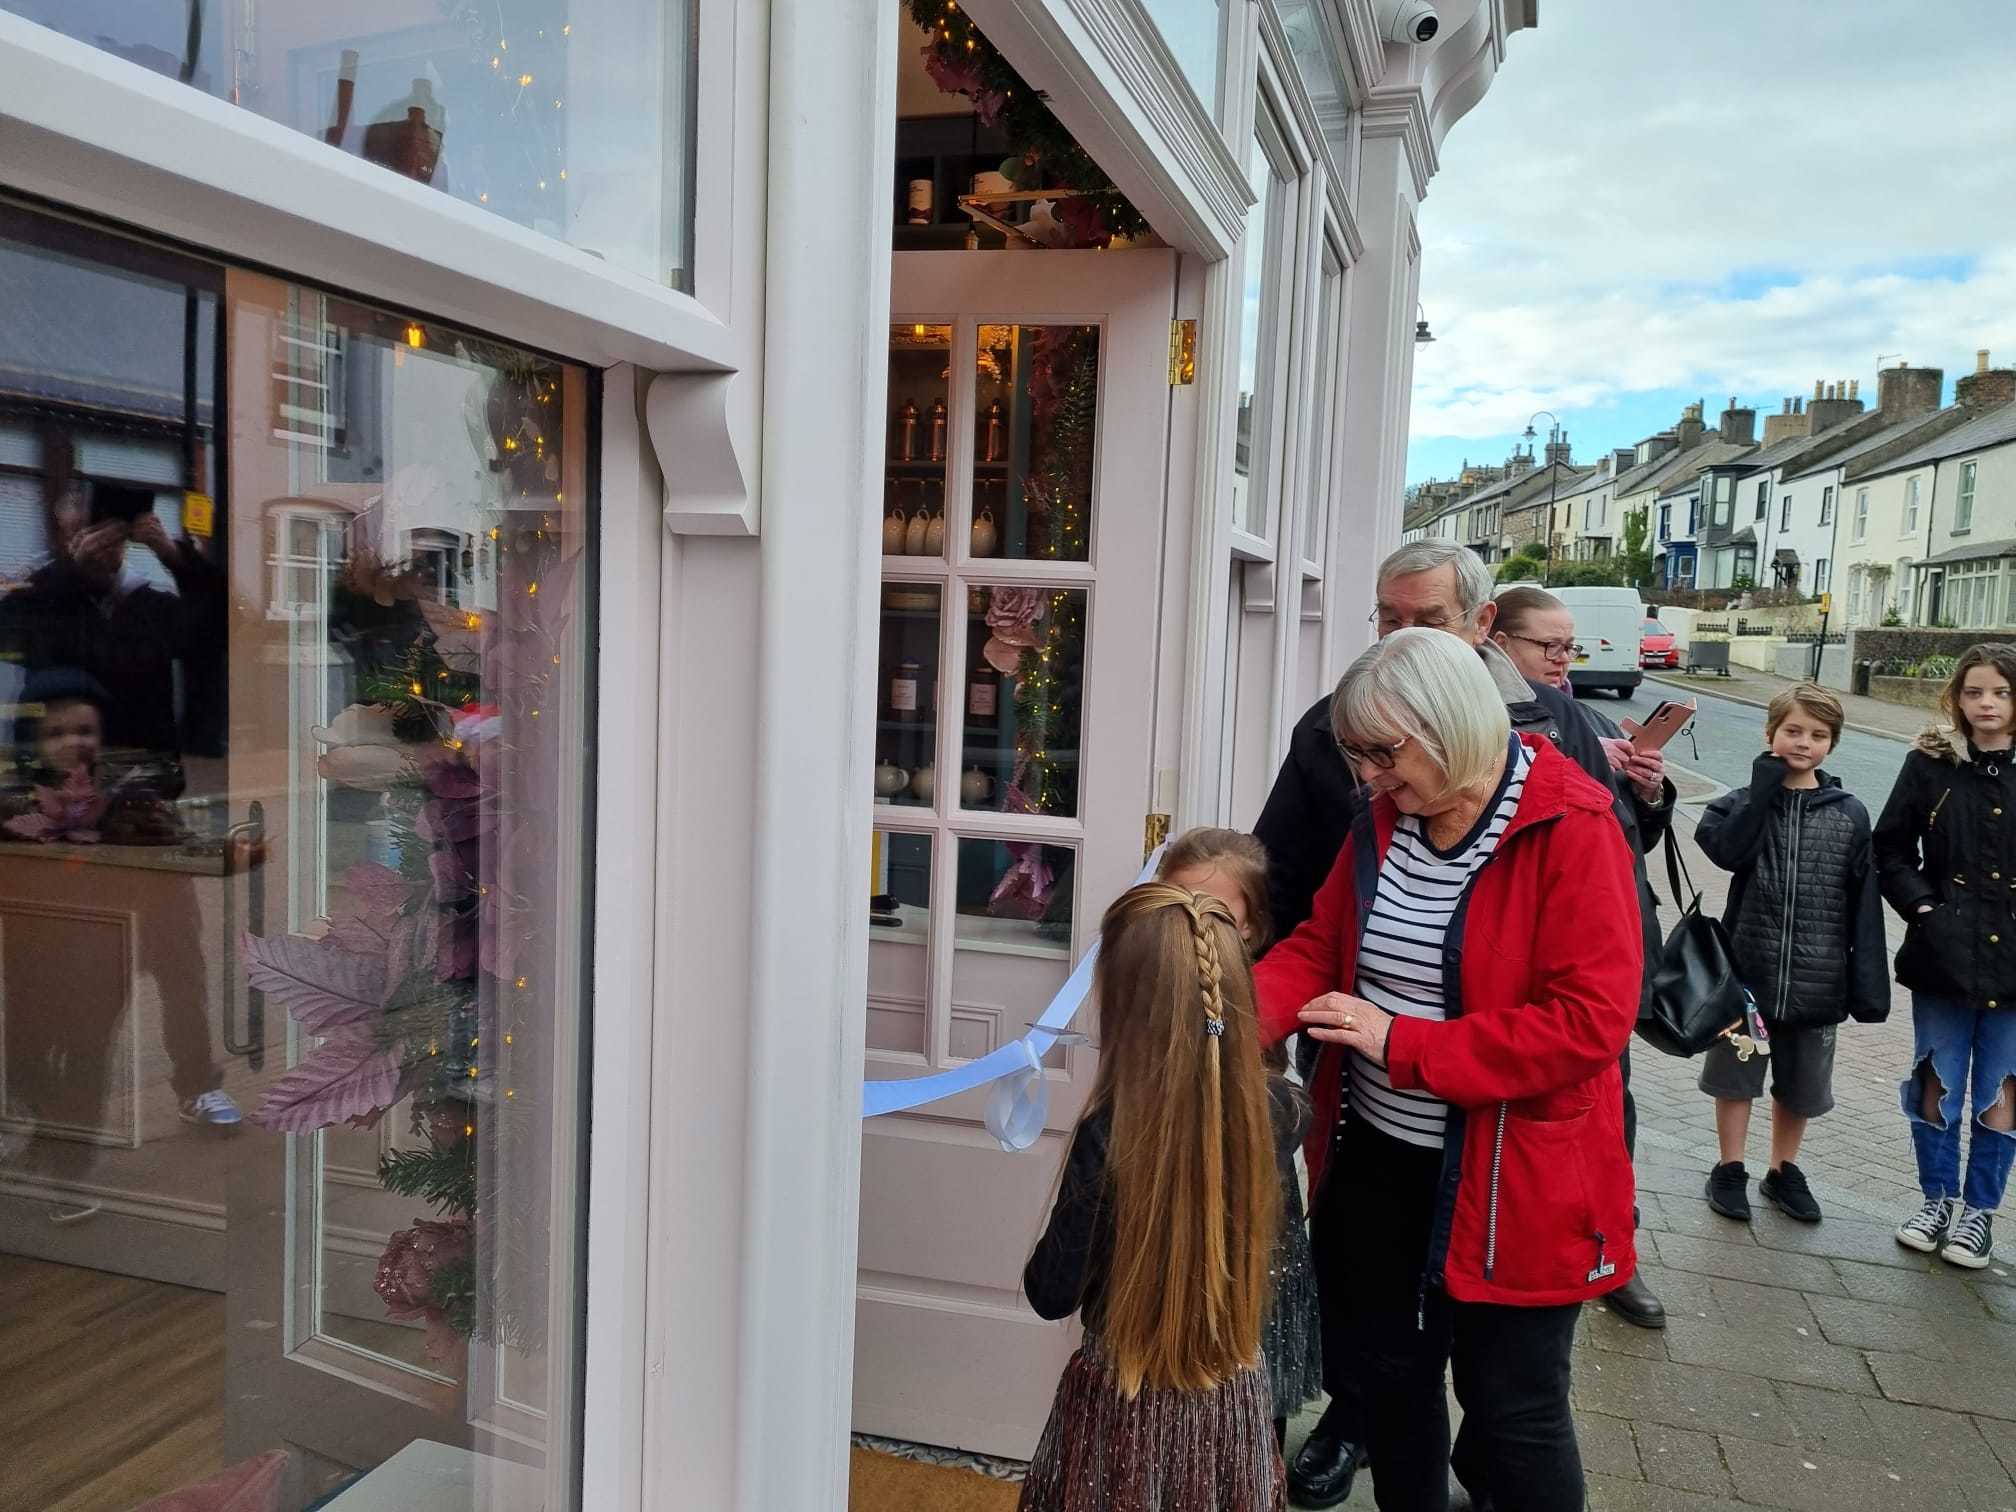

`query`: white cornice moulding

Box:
[648,370,757,536]
[1360,84,1436,200]
[964,0,1252,259]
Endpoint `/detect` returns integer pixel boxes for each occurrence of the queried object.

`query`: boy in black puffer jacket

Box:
[1696,683,1889,1225]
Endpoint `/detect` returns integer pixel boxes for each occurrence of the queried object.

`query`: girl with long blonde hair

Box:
[1019,878,1285,1512]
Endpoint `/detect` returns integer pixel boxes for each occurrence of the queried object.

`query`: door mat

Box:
[850,1447,1021,1512]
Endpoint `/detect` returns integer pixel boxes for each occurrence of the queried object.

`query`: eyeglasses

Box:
[1369,608,1458,634]
[1337,734,1411,771]
[1504,632,1583,662]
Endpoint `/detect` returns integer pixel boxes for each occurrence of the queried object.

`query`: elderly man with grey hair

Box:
[1255,540,1671,1511]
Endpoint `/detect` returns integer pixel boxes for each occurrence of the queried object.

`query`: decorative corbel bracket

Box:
[647,369,758,536]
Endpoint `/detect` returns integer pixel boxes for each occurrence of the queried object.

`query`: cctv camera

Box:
[1379,0,1440,45]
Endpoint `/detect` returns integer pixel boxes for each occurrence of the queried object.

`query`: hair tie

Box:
[1203,1017,1225,1039]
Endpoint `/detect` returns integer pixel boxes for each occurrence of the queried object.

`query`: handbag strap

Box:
[1663,827,1703,914]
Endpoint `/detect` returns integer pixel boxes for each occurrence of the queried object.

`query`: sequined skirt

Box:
[1260,1175,1323,1416]
[1018,1337,1287,1512]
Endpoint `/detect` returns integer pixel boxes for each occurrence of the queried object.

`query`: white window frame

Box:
[1904,475,1922,534]
[1854,487,1869,542]
[1756,477,1771,521]
[1781,492,1793,533]
[1956,460,1978,533]
[1820,485,1834,526]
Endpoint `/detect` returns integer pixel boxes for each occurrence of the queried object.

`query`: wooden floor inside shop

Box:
[0,1253,226,1512]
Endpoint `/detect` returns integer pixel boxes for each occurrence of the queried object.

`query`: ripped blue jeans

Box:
[1902,996,2016,1212]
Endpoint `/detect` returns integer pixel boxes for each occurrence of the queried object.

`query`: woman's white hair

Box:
[1330,627,1512,798]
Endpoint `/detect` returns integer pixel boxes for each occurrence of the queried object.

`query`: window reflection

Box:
[4,0,697,288]
[0,201,592,1510]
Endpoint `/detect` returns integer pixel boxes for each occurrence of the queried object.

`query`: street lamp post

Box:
[1523,410,1561,585]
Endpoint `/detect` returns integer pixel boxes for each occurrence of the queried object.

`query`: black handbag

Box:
[1639,830,1751,1058]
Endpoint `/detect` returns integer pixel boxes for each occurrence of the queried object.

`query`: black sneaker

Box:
[1941,1207,1995,1270]
[1760,1161,1822,1223]
[1706,1160,1751,1221]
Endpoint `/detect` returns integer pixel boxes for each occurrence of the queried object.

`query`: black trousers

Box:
[1311,1119,1584,1512]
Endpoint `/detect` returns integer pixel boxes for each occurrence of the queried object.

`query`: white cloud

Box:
[1410,0,2016,448]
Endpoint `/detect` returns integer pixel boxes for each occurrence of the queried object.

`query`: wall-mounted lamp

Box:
[1414,303,1435,344]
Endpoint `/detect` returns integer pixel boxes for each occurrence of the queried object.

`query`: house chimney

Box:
[1675,403,1705,451]
[1543,427,1573,468]
[1813,379,1824,402]
[1795,396,1804,415]
[1876,364,1944,420]
[1718,396,1756,446]
[1808,375,1867,435]
[1849,379,1859,400]
[1957,351,2016,412]
[1763,397,1806,447]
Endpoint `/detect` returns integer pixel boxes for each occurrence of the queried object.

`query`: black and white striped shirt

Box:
[1351,738,1531,1149]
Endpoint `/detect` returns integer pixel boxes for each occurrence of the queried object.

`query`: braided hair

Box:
[1079,881,1279,1395]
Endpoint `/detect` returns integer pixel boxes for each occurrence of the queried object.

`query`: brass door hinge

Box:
[1168,320,1196,386]
[1144,812,1172,859]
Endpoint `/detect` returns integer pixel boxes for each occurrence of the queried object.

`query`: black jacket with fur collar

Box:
[1873,724,2016,1006]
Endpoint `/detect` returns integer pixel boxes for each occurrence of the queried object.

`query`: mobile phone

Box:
[1624,699,1695,753]
[88,482,155,526]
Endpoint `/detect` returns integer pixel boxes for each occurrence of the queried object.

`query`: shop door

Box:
[856,249,1176,1457]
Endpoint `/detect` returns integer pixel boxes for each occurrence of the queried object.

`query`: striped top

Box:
[1350,738,1531,1150]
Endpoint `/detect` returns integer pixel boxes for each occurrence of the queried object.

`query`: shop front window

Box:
[6,0,696,288]
[0,201,594,1510]
[1233,117,1295,542]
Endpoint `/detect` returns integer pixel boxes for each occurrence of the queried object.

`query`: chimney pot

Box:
[1849,379,1860,400]
[1813,379,1824,401]
[1980,349,1993,374]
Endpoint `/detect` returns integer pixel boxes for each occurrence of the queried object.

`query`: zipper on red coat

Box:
[1483,1102,1509,1282]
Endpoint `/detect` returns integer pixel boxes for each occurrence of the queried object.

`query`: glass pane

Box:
[974,325,1100,563]
[1234,131,1283,537]
[7,0,697,289]
[960,586,1086,818]
[1304,266,1341,564]
[1137,0,1221,113]
[884,324,952,561]
[0,201,590,1509]
[866,830,932,1056]
[876,584,942,809]
[953,837,1074,957]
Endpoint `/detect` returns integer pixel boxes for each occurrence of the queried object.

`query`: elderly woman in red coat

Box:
[1255,628,1642,1512]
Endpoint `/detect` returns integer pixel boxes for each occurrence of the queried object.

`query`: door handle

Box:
[221,800,267,1070]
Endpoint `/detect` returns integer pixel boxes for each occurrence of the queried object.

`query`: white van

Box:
[1547,586,1644,697]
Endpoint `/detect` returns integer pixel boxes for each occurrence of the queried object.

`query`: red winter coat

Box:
[1254,734,1643,1309]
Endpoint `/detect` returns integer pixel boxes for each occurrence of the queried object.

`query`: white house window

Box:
[1904,476,1922,533]
[1780,493,1792,532]
[1848,566,1863,622]
[1231,114,1297,543]
[1815,557,1830,594]
[1853,488,1869,542]
[1819,485,1834,526]
[1956,461,1979,533]
[1756,478,1770,521]
[1658,504,1671,542]
[266,503,352,617]
[7,0,699,288]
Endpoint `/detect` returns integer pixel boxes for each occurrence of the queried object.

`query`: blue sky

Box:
[1405,3,2016,487]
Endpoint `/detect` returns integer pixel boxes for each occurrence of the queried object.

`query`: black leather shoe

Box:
[1287,1428,1365,1509]
[1605,1271,1667,1330]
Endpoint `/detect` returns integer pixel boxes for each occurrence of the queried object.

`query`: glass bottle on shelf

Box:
[891,659,922,719]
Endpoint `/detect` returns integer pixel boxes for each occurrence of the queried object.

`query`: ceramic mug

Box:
[905,510,929,555]
[971,506,998,558]
[882,508,907,555]
[924,511,945,556]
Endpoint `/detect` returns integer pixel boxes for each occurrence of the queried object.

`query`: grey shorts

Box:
[1699,1022,1837,1118]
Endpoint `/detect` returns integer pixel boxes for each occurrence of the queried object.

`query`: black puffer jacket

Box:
[1696,755,1888,1027]
[1873,726,2016,1007]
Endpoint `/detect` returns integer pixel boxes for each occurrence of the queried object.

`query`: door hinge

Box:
[1168,320,1196,386]
[1144,812,1172,859]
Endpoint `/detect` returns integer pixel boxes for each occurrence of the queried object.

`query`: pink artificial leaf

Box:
[325,914,393,955]
[340,861,412,917]
[251,1025,401,1134]
[240,932,388,1032]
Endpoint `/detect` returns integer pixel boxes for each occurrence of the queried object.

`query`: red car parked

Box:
[1640,619,1679,669]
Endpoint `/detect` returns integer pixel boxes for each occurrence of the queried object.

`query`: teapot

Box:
[909,763,935,802]
[905,509,930,555]
[970,506,998,558]
[874,760,908,801]
[882,508,907,556]
[924,510,946,556]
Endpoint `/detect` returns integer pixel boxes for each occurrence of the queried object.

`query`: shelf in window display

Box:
[868,900,1070,960]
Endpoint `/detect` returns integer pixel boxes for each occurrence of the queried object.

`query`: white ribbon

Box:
[862,846,1165,1149]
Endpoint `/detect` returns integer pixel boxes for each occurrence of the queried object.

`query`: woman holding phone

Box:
[1492,587,1674,809]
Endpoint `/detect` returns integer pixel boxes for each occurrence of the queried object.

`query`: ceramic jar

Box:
[959,766,993,806]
